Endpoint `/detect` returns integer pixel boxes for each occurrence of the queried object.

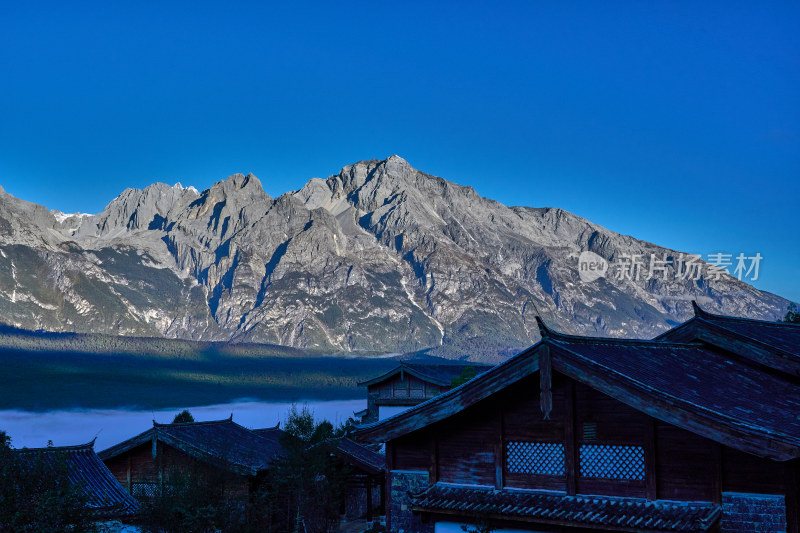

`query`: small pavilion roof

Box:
[99,416,285,476]
[358,361,492,387]
[14,441,139,518]
[322,437,385,475]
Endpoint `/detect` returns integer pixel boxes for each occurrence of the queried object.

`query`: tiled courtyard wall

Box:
[721,492,787,533]
[389,470,432,533]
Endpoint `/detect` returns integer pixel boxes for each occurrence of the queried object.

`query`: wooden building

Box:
[356,361,491,423]
[98,416,285,497]
[13,441,139,520]
[353,304,800,533]
[322,437,386,523]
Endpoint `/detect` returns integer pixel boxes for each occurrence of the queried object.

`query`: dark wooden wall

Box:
[103,441,249,495]
[573,381,648,498]
[388,371,793,504]
[368,374,446,400]
[105,442,158,490]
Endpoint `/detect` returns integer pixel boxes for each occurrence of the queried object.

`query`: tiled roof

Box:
[354,317,800,459]
[15,442,139,518]
[412,483,721,532]
[99,418,285,476]
[547,333,800,454]
[324,437,385,474]
[358,361,492,387]
[689,301,800,357]
[703,313,800,357]
[655,302,800,376]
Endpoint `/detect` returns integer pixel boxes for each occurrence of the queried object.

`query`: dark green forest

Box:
[0,326,398,411]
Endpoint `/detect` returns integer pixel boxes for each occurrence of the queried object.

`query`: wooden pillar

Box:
[429,437,439,484]
[540,345,553,420]
[157,442,163,487]
[380,473,386,518]
[564,377,578,495]
[385,442,394,532]
[711,442,722,505]
[366,477,373,522]
[645,418,658,501]
[495,412,505,489]
[785,458,799,533]
[126,456,132,492]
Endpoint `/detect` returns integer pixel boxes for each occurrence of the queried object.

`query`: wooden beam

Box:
[429,437,438,484]
[385,442,394,532]
[379,473,386,519]
[540,344,553,420]
[564,376,577,496]
[366,477,373,522]
[785,459,799,533]
[126,456,132,492]
[645,418,657,501]
[495,411,505,489]
[710,442,722,505]
[157,442,163,486]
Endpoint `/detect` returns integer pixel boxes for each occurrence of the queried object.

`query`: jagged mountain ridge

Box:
[0,157,790,361]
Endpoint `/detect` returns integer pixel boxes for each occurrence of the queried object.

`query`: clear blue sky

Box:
[1,1,798,302]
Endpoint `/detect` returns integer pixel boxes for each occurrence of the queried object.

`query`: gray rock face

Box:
[0,157,791,361]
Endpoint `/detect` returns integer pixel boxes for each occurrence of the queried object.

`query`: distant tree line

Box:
[0,324,313,359]
[783,304,800,324]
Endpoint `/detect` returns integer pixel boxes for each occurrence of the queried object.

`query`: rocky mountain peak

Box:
[198,173,270,206]
[219,172,263,192]
[0,157,790,361]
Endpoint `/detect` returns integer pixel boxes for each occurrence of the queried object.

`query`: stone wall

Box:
[721,492,787,533]
[389,470,432,533]
[344,483,382,520]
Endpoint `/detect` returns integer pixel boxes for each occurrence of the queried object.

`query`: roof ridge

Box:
[694,300,798,328]
[14,440,96,453]
[157,418,264,447]
[418,481,719,507]
[153,415,234,428]
[538,316,706,347]
[549,335,705,349]
[700,314,800,328]
[403,361,492,367]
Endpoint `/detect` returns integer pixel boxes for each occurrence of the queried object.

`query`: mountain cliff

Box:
[0,156,789,361]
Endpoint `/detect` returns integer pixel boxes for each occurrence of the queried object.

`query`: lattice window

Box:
[131,482,159,498]
[579,444,645,480]
[506,441,565,476]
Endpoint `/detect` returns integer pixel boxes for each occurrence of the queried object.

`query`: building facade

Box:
[99,417,285,498]
[354,305,800,533]
[321,437,386,522]
[357,361,491,423]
